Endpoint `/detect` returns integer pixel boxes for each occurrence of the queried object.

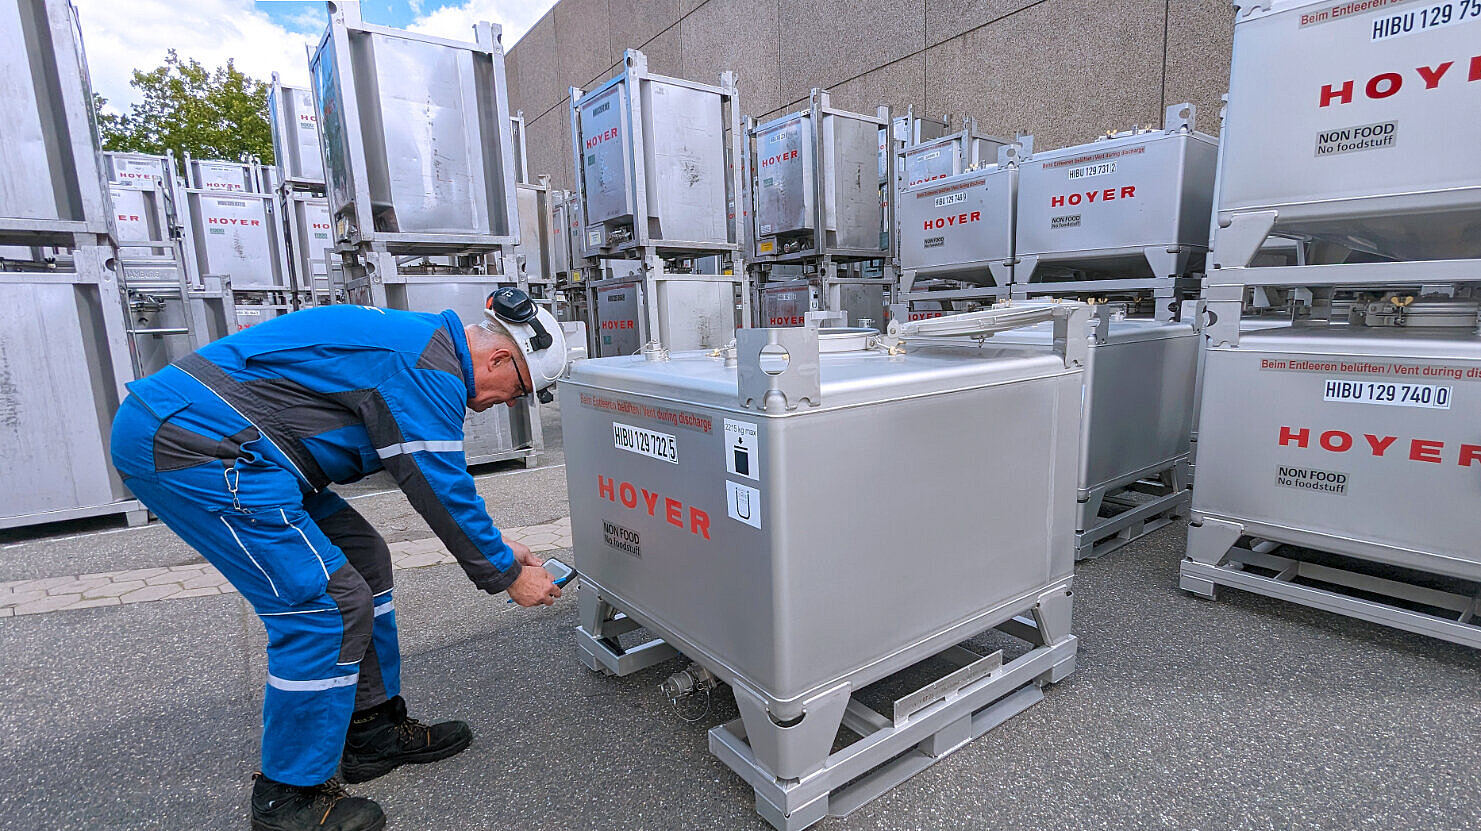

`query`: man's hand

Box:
[506,557,561,607]
[509,539,541,569]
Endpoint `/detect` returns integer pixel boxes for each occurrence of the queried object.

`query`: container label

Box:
[1370,1,1481,41]
[758,238,775,253]
[1066,161,1116,180]
[919,150,941,161]
[587,229,603,247]
[1314,121,1397,156]
[923,235,945,248]
[613,421,679,463]
[602,520,642,558]
[933,192,967,208]
[1274,466,1349,495]
[1051,214,1082,229]
[1323,378,1452,408]
[726,481,762,529]
[724,419,759,480]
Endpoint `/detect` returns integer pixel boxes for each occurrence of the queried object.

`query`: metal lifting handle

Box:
[878,301,1090,368]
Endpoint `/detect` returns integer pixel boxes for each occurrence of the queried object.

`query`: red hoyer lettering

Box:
[598,476,710,539]
[922,211,981,230]
[601,320,635,330]
[761,149,799,167]
[1279,426,1481,467]
[769,316,804,326]
[585,127,619,149]
[1051,187,1135,207]
[1319,56,1481,107]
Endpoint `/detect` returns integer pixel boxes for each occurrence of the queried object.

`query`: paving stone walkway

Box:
[0,517,572,618]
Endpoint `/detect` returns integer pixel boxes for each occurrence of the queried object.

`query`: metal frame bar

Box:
[1181,546,1481,649]
[1076,457,1190,561]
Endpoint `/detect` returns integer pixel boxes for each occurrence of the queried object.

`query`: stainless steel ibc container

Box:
[1189,313,1481,589]
[573,50,734,253]
[589,277,733,357]
[751,96,885,258]
[990,313,1199,559]
[184,192,290,290]
[1214,0,1481,265]
[899,121,1008,189]
[563,305,1087,825]
[309,2,520,251]
[185,158,264,195]
[897,146,1020,289]
[1015,104,1217,282]
[0,0,113,243]
[268,77,325,187]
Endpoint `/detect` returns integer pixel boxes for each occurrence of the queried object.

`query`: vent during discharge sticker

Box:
[726,481,761,529]
[724,418,758,480]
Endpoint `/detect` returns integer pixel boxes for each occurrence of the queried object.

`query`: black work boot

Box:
[250,773,385,831]
[340,695,473,784]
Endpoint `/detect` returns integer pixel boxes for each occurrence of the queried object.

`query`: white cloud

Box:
[75,0,554,112]
[407,0,550,51]
[75,0,325,111]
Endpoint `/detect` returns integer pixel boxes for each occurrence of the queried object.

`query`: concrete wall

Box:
[505,0,1236,193]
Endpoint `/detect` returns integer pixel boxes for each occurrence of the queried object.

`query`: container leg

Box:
[733,681,851,781]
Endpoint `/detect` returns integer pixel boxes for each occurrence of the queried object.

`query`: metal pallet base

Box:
[465,447,541,469]
[1182,533,1481,649]
[576,590,1076,831]
[1077,459,1191,561]
[0,499,148,531]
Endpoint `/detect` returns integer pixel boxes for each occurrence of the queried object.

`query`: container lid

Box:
[816,327,876,353]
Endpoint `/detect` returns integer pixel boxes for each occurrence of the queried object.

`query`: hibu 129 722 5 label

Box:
[612,422,679,463]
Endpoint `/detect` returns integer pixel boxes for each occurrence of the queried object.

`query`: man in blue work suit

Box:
[110,288,569,831]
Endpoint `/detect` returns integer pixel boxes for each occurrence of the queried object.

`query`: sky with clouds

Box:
[77,0,555,111]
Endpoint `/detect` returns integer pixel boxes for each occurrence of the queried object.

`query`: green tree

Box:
[95,50,273,168]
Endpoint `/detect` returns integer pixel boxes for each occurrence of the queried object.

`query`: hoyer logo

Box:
[601,319,635,330]
[921,210,981,230]
[1319,57,1481,107]
[298,114,317,124]
[597,475,711,539]
[116,214,140,223]
[1051,186,1135,208]
[761,149,799,168]
[1279,426,1481,467]
[311,223,330,230]
[769,315,805,326]
[586,127,619,149]
[208,217,261,226]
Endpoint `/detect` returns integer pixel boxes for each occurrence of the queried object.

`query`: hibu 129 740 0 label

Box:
[1324,379,1452,409]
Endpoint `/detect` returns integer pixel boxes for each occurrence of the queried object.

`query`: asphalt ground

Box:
[2,404,1478,831]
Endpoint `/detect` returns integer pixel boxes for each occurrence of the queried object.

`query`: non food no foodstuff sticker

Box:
[723,418,758,480]
[726,480,761,529]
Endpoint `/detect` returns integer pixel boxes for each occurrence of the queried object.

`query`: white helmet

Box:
[484,288,568,403]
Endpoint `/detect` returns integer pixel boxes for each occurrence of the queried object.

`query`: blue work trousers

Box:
[110,367,401,786]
